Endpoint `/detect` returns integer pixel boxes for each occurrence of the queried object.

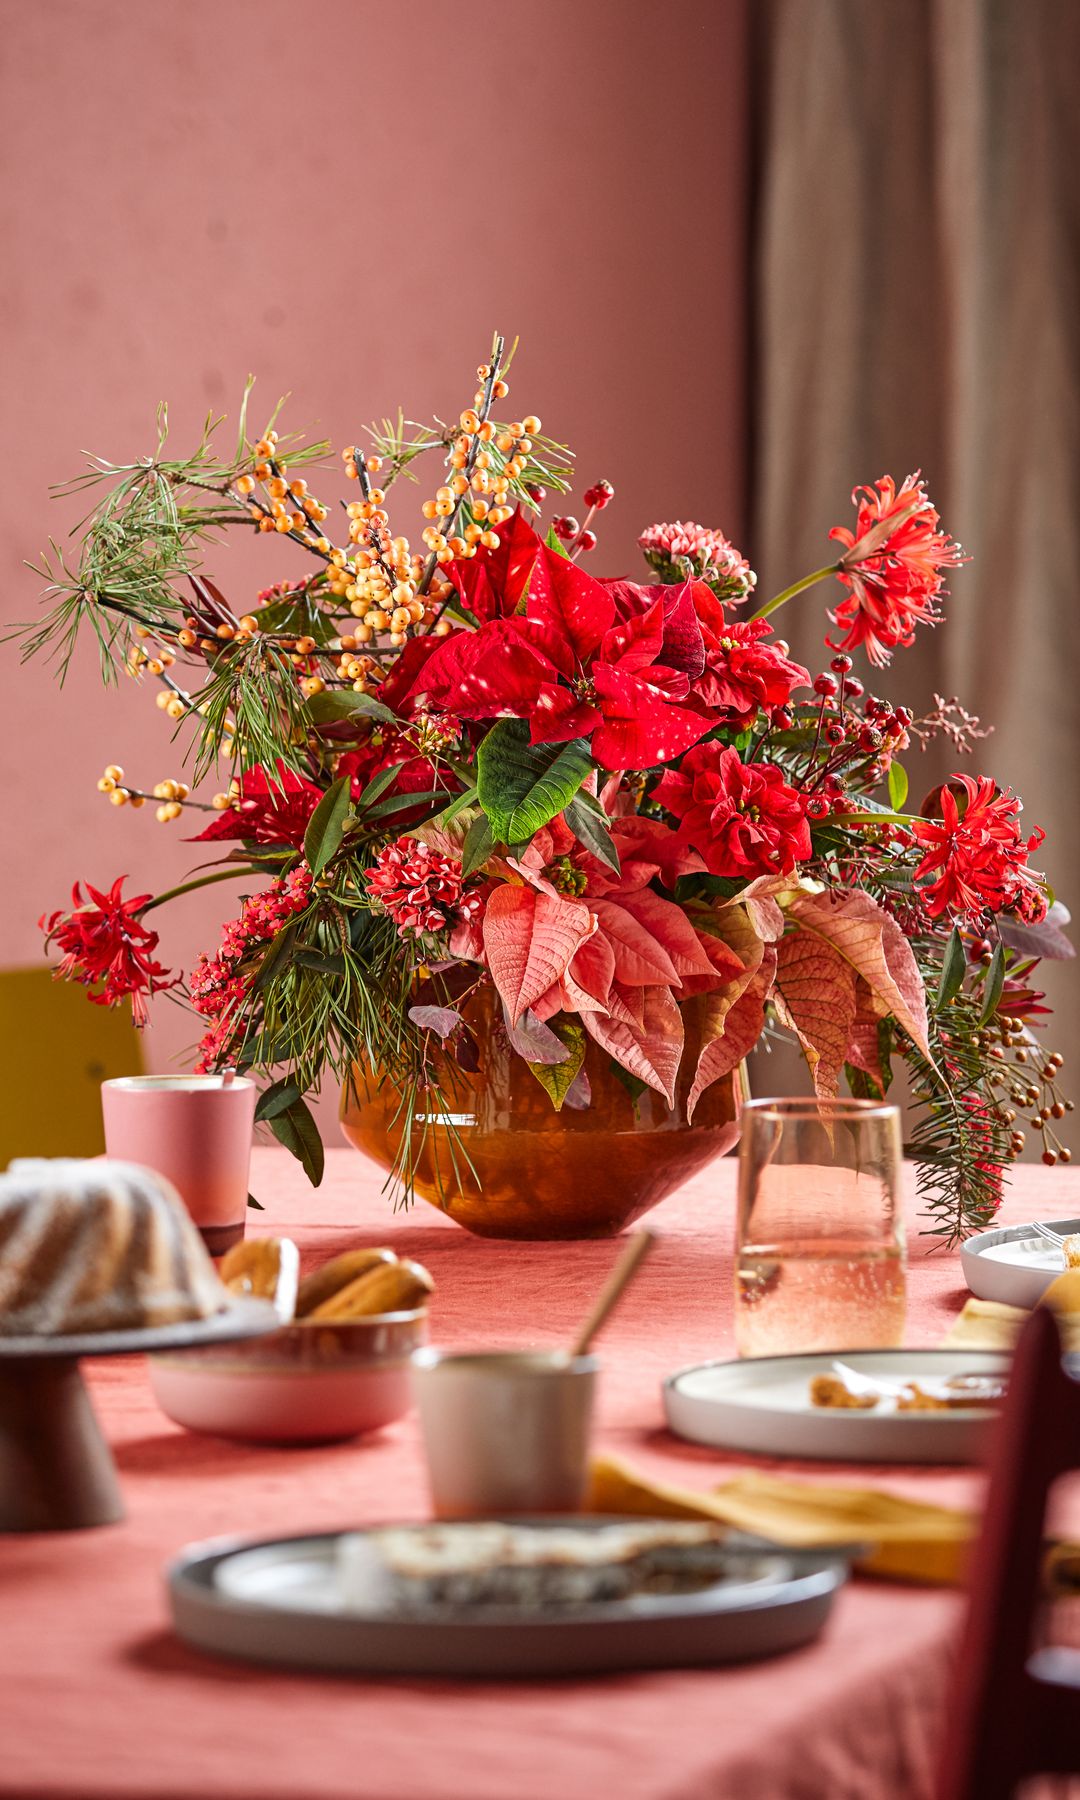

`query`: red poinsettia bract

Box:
[910,775,1046,921]
[657,744,811,877]
[827,473,966,668]
[40,878,176,1025]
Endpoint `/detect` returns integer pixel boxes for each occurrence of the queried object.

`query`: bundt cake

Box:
[0,1157,230,1336]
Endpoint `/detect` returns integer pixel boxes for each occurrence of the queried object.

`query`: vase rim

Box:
[742,1096,899,1122]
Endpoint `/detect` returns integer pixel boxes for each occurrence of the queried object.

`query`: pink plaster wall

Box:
[0,0,749,1118]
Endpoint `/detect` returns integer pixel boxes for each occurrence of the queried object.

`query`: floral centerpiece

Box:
[20,334,1073,1241]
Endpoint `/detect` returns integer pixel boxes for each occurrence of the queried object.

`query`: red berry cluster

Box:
[553,479,614,555]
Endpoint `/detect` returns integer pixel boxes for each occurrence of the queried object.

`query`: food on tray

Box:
[1062,1233,1080,1269]
[295,1246,396,1318]
[306,1256,434,1321]
[338,1520,738,1611]
[809,1368,1006,1412]
[0,1156,229,1336]
[219,1236,299,1316]
[808,1374,878,1411]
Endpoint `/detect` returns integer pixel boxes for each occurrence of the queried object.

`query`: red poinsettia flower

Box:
[910,775,1046,921]
[656,744,811,877]
[192,761,323,848]
[399,525,716,771]
[827,472,966,667]
[40,877,177,1025]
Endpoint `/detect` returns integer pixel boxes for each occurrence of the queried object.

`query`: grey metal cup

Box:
[410,1349,599,1518]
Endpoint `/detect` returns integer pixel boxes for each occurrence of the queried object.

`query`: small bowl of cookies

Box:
[147,1239,434,1445]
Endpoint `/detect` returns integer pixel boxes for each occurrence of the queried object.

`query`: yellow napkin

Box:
[588,1453,973,1585]
[943,1268,1080,1351]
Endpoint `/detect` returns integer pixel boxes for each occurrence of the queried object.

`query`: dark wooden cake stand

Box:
[0,1302,278,1532]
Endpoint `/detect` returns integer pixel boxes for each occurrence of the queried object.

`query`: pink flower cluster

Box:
[638,520,755,601]
[191,865,313,1068]
[364,839,482,939]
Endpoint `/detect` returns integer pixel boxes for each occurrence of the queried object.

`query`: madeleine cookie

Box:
[220,1236,300,1317]
[296,1247,397,1318]
[306,1257,434,1321]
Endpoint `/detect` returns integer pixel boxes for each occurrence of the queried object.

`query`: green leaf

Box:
[609,1058,648,1110]
[303,775,351,875]
[294,949,348,975]
[477,719,592,844]
[353,761,404,813]
[565,795,620,875]
[436,785,479,828]
[936,927,967,1010]
[253,920,300,991]
[267,1095,325,1186]
[247,1191,265,1210]
[544,524,571,559]
[254,1076,301,1121]
[305,689,395,726]
[361,788,444,823]
[462,813,495,878]
[887,761,909,811]
[979,942,1007,1025]
[527,1020,586,1111]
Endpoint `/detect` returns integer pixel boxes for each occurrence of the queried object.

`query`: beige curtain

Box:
[750,0,1080,1103]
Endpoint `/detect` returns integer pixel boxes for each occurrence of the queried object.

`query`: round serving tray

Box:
[168,1519,848,1677]
[0,1297,280,1360]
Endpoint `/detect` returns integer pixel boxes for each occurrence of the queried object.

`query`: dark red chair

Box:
[937,1303,1080,1799]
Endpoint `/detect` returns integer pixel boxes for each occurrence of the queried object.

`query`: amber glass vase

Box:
[340,985,745,1240]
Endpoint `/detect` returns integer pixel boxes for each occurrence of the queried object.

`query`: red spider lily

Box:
[657,744,811,877]
[827,473,966,667]
[911,775,1046,921]
[40,877,176,1025]
[191,760,323,848]
[400,526,717,770]
[364,839,483,940]
[190,866,313,1069]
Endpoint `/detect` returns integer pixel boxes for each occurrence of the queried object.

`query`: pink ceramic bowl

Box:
[148,1311,428,1445]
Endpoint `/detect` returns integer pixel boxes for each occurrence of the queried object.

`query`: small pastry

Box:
[219,1237,300,1318]
[295,1247,397,1318]
[306,1257,434,1321]
[1062,1233,1080,1269]
[809,1373,878,1410]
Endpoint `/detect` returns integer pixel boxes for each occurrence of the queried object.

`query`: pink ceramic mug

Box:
[101,1074,257,1255]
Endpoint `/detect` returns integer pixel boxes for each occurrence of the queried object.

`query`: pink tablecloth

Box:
[3,1150,1077,1800]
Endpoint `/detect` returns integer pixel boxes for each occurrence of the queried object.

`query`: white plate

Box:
[959,1217,1080,1308]
[167,1520,848,1676]
[664,1350,1010,1464]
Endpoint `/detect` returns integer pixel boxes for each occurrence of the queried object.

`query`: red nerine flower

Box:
[827,473,966,667]
[40,877,176,1026]
[910,775,1046,921]
[656,744,811,877]
[364,839,483,940]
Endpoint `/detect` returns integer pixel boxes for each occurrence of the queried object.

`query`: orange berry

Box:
[522,415,541,434]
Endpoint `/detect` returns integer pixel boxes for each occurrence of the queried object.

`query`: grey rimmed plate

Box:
[167,1518,848,1677]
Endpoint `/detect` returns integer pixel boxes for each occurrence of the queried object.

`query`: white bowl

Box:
[149,1311,428,1444]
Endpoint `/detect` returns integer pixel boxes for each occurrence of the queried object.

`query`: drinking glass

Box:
[734,1097,906,1357]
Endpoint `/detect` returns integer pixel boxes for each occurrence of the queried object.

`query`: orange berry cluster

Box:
[337,449,444,648]
[420,371,539,568]
[236,432,330,540]
[96,766,191,822]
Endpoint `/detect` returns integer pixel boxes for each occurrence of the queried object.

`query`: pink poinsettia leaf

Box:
[526,546,615,666]
[590,665,714,770]
[786,889,931,1060]
[846,978,890,1092]
[482,883,596,1024]
[583,984,684,1107]
[604,979,648,1030]
[688,945,777,1122]
[676,927,747,998]
[407,1005,462,1039]
[772,931,859,1099]
[592,896,681,986]
[615,887,720,987]
[562,1066,592,1110]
